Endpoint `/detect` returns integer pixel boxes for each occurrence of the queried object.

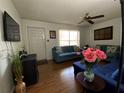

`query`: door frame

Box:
[117,0,124,93]
[27,26,47,60]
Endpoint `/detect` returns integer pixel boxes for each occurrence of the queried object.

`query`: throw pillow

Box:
[62,46,74,52]
[95,45,101,49]
[74,46,80,52]
[111,65,124,84]
[56,46,63,54]
[107,46,117,57]
[106,46,117,62]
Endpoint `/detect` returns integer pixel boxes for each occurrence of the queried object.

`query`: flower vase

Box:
[84,65,94,82]
[16,79,26,93]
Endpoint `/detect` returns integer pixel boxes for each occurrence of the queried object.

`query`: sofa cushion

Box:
[59,52,77,57]
[94,58,119,76]
[94,65,115,76]
[107,46,119,62]
[96,45,120,62]
[61,46,74,53]
[101,45,108,52]
[55,46,63,54]
[74,46,80,52]
[96,45,101,49]
[107,46,117,57]
[111,65,124,84]
[96,45,108,53]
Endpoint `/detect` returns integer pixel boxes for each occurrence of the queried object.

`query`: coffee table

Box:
[76,72,105,93]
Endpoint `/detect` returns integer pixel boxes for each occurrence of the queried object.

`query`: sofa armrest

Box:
[102,75,124,93]
[52,48,59,59]
[94,72,124,93]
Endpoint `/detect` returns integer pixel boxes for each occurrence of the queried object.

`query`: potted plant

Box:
[12,53,26,93]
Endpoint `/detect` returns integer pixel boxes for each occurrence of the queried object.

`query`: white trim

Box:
[27,26,47,60]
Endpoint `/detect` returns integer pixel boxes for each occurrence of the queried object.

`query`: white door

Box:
[28,27,46,61]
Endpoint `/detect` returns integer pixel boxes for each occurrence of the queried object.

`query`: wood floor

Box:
[27,60,83,93]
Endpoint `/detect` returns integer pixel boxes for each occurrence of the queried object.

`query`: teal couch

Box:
[52,46,81,63]
[96,45,120,62]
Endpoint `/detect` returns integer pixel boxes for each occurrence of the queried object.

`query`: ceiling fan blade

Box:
[87,20,94,24]
[78,20,84,24]
[88,15,104,19]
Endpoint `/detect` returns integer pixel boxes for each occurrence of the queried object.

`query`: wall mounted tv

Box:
[3,11,20,41]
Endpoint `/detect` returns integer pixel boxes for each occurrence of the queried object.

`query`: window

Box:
[59,30,80,46]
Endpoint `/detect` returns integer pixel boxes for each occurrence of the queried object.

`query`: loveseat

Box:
[73,45,124,93]
[52,46,81,63]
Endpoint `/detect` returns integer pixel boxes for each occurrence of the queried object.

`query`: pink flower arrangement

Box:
[82,48,107,63]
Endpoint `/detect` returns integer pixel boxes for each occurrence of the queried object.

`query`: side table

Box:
[76,72,105,93]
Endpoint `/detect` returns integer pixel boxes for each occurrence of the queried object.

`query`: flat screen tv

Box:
[3,11,20,41]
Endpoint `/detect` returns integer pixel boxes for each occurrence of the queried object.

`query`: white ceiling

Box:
[12,0,121,26]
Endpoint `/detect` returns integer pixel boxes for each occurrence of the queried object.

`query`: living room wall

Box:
[0,0,22,93]
[22,19,80,60]
[80,26,90,47]
[80,17,122,47]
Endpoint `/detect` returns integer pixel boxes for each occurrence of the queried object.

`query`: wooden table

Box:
[76,72,105,93]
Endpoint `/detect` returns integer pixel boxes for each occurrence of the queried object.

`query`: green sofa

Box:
[96,45,120,62]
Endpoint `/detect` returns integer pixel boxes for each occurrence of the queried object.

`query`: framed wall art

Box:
[49,30,56,39]
[94,26,113,40]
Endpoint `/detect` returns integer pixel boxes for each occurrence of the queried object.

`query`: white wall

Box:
[22,19,80,60]
[80,17,122,47]
[0,0,22,93]
[23,18,122,59]
[80,26,90,47]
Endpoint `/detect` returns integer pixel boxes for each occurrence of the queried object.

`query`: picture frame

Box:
[94,26,113,40]
[49,30,56,39]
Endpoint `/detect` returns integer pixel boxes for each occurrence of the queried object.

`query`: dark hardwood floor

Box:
[27,60,82,93]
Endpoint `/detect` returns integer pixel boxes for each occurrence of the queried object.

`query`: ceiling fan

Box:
[78,13,104,24]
